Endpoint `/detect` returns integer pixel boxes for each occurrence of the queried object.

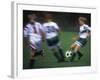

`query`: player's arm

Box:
[85,26,91,37]
[40,29,46,42]
[87,26,91,37]
[23,26,29,45]
[39,24,46,42]
[54,23,60,33]
[23,26,29,38]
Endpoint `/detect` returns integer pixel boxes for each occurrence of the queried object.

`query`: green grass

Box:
[23,31,91,69]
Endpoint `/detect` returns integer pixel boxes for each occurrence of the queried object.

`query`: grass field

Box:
[23,31,91,69]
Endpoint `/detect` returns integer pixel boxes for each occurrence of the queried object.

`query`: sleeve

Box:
[39,23,45,32]
[23,26,29,37]
[54,23,59,30]
[88,26,91,31]
[86,26,91,32]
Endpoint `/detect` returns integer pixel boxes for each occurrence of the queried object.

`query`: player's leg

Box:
[77,50,83,60]
[70,45,81,61]
[70,43,76,61]
[70,38,85,61]
[70,43,77,50]
[74,45,83,60]
[53,36,65,61]
[51,48,64,62]
[35,49,45,56]
[70,44,83,61]
[57,45,65,61]
[46,37,63,62]
[76,38,87,59]
[70,43,77,61]
[29,38,37,68]
[34,41,45,57]
[29,47,36,68]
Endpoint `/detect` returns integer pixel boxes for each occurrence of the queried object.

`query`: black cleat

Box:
[78,54,83,60]
[70,53,76,62]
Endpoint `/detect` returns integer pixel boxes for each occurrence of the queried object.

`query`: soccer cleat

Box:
[29,59,35,69]
[78,54,83,60]
[70,53,76,62]
[77,51,83,60]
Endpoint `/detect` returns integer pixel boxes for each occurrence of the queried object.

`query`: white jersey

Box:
[43,21,59,39]
[79,24,91,39]
[24,22,43,42]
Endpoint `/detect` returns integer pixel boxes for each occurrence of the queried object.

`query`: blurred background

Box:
[23,10,91,32]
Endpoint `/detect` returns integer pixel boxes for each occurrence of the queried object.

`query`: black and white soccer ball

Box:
[65,50,72,58]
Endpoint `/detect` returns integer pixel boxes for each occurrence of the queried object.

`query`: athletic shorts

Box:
[29,39,42,51]
[46,36,60,49]
[74,38,87,47]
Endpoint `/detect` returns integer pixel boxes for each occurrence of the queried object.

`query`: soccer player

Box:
[43,13,65,62]
[24,14,45,68]
[70,17,91,62]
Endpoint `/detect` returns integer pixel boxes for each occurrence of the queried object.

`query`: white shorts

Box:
[29,36,42,51]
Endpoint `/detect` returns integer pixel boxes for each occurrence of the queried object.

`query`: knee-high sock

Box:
[70,52,76,61]
[77,51,83,56]
[77,51,83,59]
[29,59,35,68]
[53,52,62,61]
[58,48,65,59]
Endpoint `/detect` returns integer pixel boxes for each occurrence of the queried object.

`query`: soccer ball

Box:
[65,50,72,58]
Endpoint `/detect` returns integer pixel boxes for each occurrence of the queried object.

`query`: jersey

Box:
[24,22,43,42]
[43,21,59,39]
[79,24,91,39]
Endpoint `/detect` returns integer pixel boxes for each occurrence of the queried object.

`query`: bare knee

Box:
[70,44,76,50]
[30,48,36,59]
[74,45,80,53]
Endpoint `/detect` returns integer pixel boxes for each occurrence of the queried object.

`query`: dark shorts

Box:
[75,38,87,47]
[46,36,59,47]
